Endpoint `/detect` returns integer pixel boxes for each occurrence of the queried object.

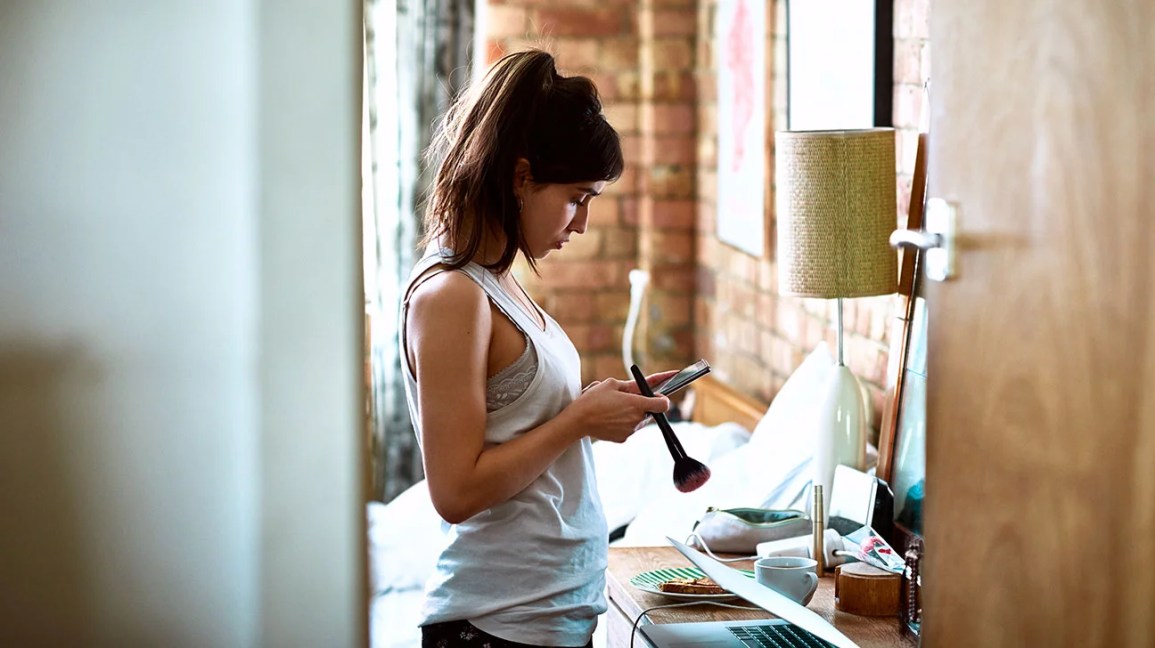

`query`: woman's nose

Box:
[570,206,590,233]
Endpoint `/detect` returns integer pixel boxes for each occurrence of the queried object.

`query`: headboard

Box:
[688,376,767,432]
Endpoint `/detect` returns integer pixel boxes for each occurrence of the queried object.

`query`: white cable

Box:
[623,269,650,374]
[685,532,760,563]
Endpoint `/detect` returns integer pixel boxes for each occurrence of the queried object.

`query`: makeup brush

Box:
[630,364,711,493]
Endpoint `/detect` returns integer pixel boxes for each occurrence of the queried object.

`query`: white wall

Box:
[0,1,364,646]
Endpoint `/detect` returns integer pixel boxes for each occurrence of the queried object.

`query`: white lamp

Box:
[774,128,898,511]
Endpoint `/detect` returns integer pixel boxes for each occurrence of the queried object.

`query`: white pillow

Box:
[619,344,836,546]
[367,480,445,594]
[593,421,751,533]
[747,342,834,454]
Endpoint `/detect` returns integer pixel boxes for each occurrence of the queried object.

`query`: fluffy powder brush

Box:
[630,364,712,493]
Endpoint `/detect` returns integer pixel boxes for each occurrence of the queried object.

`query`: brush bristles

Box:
[674,459,712,493]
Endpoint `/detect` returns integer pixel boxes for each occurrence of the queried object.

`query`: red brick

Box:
[532,8,627,38]
[696,72,717,104]
[650,38,694,70]
[650,293,693,328]
[653,10,697,37]
[615,134,639,163]
[553,38,600,69]
[893,82,923,130]
[653,134,696,165]
[587,323,617,352]
[695,203,716,240]
[651,230,694,264]
[652,104,695,135]
[651,265,696,293]
[730,281,756,318]
[898,128,920,176]
[599,38,640,70]
[592,196,621,226]
[651,199,695,229]
[775,300,804,342]
[647,165,694,199]
[619,197,639,226]
[649,71,697,102]
[588,72,620,101]
[603,103,639,133]
[604,167,638,198]
[563,228,603,259]
[550,291,597,322]
[696,265,716,299]
[602,226,638,258]
[729,249,759,284]
[696,170,716,203]
[591,354,628,382]
[540,259,627,289]
[614,72,642,102]
[596,291,632,321]
[893,40,923,85]
[487,5,528,38]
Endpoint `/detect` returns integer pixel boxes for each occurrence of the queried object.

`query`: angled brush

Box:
[630,364,712,493]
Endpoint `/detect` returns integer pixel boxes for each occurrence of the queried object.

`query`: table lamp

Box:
[774,128,898,510]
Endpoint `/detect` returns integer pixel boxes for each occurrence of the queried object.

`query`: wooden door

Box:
[925,1,1155,645]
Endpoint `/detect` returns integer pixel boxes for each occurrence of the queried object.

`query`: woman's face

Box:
[518,180,607,259]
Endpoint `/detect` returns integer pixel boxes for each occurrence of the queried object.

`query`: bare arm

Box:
[407,272,670,524]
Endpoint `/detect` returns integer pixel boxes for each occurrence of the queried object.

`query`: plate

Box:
[629,566,754,601]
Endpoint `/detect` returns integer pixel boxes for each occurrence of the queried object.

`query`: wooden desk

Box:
[604,546,915,647]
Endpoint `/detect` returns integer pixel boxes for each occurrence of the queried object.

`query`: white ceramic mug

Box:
[755,556,819,606]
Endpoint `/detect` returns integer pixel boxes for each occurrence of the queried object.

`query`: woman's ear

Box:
[512,158,533,194]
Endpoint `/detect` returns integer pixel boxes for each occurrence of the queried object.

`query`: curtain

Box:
[364,0,474,503]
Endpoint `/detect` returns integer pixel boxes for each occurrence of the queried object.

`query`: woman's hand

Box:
[566,377,671,443]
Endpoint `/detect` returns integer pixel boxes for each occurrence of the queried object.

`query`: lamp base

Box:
[813,364,868,512]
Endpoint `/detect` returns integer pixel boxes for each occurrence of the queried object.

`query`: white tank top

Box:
[399,249,608,646]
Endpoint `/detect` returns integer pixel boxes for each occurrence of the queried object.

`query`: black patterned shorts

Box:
[421,620,593,648]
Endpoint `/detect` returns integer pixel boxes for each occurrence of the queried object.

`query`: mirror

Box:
[876,130,928,636]
[890,263,927,536]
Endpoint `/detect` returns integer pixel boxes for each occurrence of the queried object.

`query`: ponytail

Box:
[422,50,624,274]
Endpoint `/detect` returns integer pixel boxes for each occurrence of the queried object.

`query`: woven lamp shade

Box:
[775,128,898,298]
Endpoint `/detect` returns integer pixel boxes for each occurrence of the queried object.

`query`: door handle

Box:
[889,198,957,281]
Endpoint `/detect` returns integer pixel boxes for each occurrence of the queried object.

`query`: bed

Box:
[368,346,841,647]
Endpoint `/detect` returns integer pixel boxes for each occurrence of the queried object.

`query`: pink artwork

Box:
[715,0,765,256]
[726,0,755,173]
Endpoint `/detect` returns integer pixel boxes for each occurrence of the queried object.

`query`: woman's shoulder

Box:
[407,266,488,320]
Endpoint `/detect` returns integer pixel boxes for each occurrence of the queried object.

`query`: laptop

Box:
[636,537,860,648]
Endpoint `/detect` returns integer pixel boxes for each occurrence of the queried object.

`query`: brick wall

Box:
[486,0,931,434]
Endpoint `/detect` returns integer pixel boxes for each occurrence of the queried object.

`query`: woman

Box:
[399,50,674,647]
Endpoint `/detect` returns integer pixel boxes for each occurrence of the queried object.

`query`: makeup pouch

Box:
[687,506,811,554]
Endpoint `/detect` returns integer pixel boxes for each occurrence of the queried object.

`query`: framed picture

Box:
[715,0,766,257]
[786,0,893,129]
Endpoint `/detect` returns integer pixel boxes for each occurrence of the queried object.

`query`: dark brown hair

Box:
[421,50,624,274]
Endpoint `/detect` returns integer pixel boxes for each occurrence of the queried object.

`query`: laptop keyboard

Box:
[729,623,835,647]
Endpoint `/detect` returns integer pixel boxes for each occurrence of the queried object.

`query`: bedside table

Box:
[604,546,916,647]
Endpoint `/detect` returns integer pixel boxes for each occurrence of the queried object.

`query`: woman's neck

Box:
[438,228,511,272]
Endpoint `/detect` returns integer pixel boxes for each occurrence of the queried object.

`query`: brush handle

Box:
[629,364,687,460]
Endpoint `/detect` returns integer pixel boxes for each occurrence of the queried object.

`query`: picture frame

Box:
[785,0,893,130]
[715,0,767,257]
